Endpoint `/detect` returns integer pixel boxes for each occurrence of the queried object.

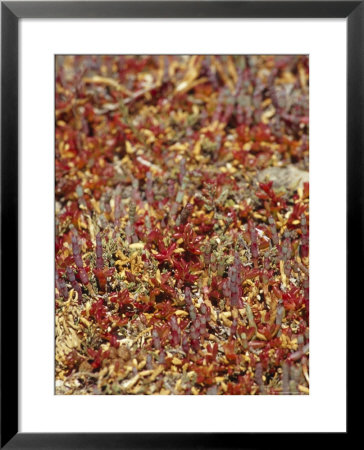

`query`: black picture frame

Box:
[1,1,355,448]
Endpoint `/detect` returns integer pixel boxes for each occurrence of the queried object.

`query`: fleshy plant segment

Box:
[55,55,309,395]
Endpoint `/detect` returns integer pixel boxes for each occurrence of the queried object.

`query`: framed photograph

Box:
[1,1,354,447]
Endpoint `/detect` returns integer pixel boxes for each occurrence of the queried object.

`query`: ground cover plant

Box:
[55,55,309,395]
